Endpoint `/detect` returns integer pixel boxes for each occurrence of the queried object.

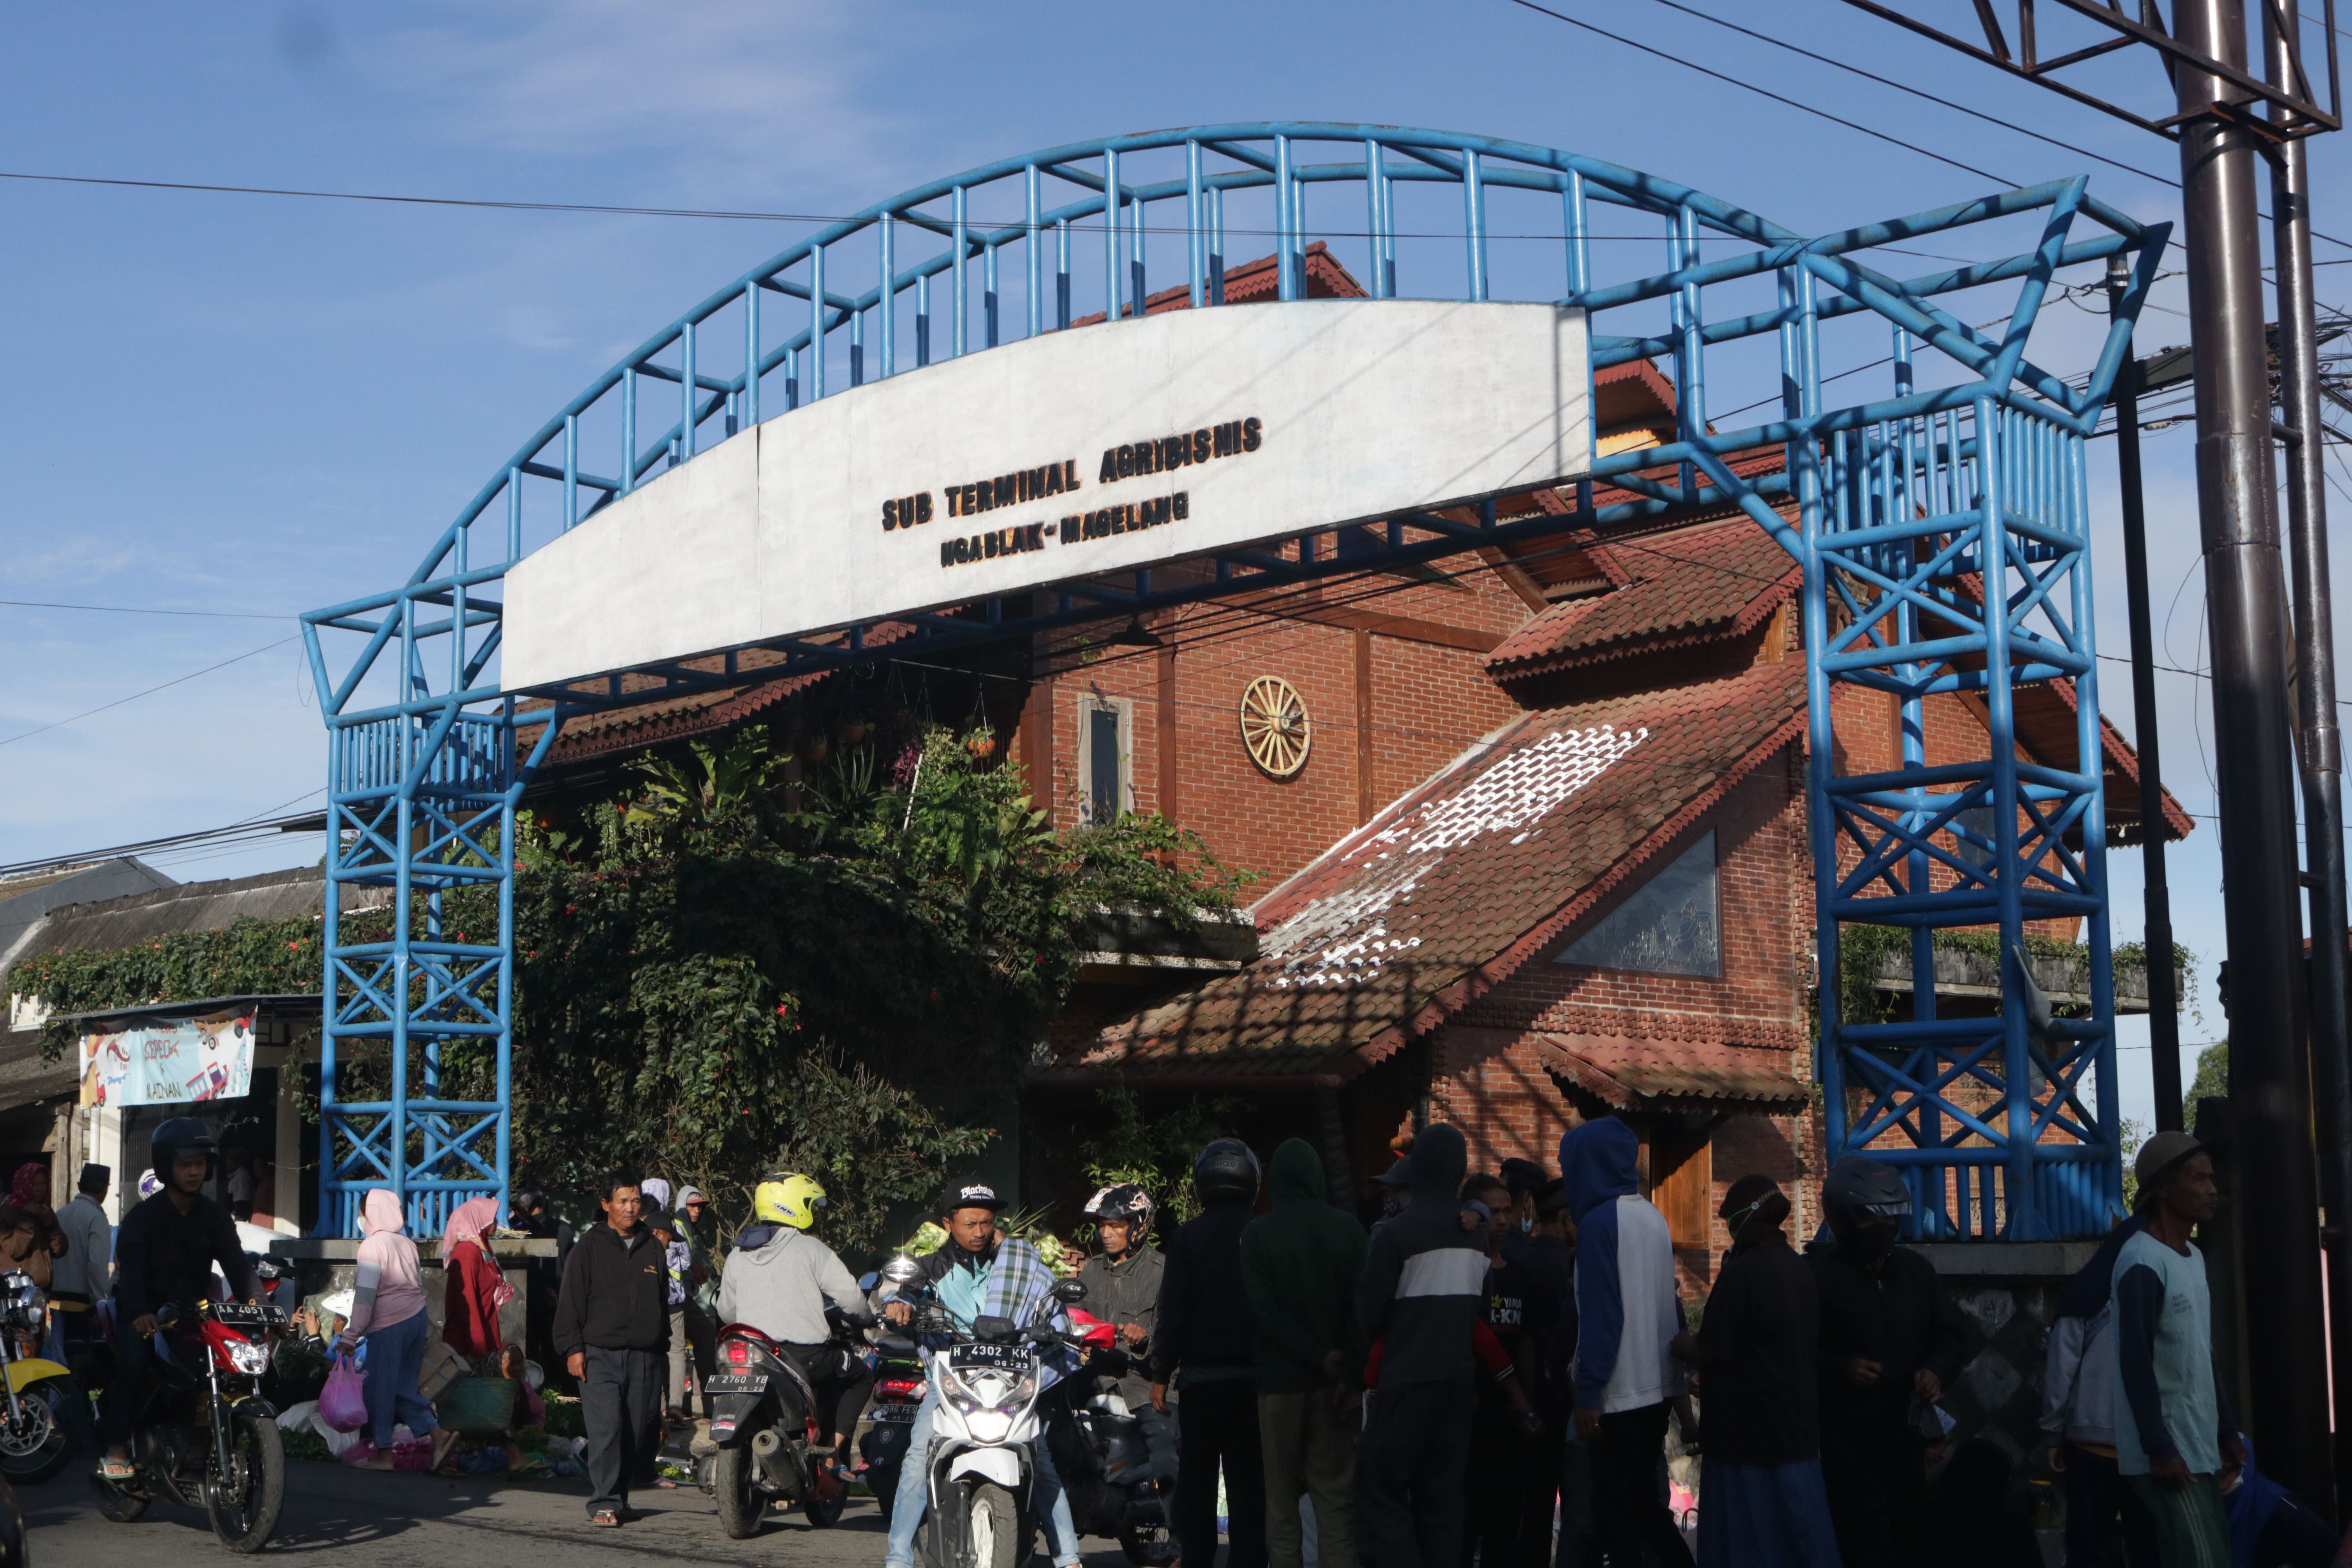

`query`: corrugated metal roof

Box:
[11,866,387,969]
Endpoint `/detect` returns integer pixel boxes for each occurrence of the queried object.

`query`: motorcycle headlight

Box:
[225,1338,270,1375]
[965,1409,1012,1443]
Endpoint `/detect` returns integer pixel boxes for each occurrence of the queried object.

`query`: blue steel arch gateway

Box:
[301,123,2165,1241]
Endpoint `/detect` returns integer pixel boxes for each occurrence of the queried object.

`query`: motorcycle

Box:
[700,1304,868,1538]
[89,1278,291,1553]
[898,1265,1088,1568]
[856,1274,927,1525]
[1044,1310,1174,1566]
[0,1270,90,1485]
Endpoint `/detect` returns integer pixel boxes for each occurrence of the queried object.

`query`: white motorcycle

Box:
[896,1263,1087,1568]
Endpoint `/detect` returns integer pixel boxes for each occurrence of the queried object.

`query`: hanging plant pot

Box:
[966,733,998,759]
[837,720,869,747]
[800,735,830,766]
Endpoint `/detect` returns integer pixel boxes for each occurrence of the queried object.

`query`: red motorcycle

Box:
[91,1289,290,1553]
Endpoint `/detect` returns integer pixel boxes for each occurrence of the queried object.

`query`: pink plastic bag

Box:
[319,1352,369,1433]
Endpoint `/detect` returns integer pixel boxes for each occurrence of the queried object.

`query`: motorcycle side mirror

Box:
[881,1254,923,1284]
[1051,1278,1089,1305]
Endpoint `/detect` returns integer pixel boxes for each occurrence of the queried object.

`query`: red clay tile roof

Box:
[1485,518,1799,680]
[1046,659,1808,1082]
[1534,1033,1810,1111]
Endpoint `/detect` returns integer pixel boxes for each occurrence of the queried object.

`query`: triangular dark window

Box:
[1556,829,1720,977]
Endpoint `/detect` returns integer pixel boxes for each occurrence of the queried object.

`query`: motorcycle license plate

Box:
[704,1374,769,1394]
[212,1303,288,1329]
[870,1404,918,1422]
[948,1344,1027,1372]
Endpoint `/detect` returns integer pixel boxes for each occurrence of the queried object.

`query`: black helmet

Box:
[1192,1139,1260,1205]
[150,1116,218,1184]
[1821,1155,1911,1220]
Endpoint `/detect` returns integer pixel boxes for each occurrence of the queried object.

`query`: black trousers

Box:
[580,1344,665,1514]
[1461,1397,1537,1568]
[1820,1416,1925,1568]
[779,1341,876,1447]
[1175,1379,1267,1568]
[2060,1443,2160,1568]
[1587,1404,1691,1568]
[1357,1377,1477,1568]
[1509,1408,1566,1568]
[99,1323,156,1448]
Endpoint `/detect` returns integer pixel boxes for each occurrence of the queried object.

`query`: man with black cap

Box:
[881,1182,1083,1568]
[1152,1140,1267,1568]
[1808,1154,1971,1568]
[52,1163,111,1352]
[2111,1130,2241,1567]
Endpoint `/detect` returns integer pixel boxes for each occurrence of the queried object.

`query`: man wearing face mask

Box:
[1806,1156,1971,1568]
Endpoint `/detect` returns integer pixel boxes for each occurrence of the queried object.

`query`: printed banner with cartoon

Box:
[79,1013,255,1107]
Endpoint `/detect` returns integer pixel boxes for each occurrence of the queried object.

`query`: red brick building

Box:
[537,250,2182,1281]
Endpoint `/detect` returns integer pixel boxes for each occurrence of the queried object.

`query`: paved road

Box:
[20,1457,1150,1568]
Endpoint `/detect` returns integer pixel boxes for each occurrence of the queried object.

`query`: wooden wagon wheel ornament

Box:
[1239,675,1312,778]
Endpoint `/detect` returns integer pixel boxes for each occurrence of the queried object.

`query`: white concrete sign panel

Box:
[502,298,1593,691]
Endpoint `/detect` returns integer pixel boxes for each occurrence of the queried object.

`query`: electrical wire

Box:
[0,598,291,621]
[0,635,298,750]
[1499,0,2014,185]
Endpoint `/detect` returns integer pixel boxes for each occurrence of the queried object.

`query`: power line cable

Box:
[0,636,297,750]
[1499,0,2015,185]
[0,598,291,621]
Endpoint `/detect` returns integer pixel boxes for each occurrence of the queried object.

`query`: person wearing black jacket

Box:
[101,1116,253,1478]
[1356,1122,1486,1568]
[514,1186,575,1385]
[554,1169,670,1527]
[1673,1175,1837,1566]
[1807,1156,1971,1568]
[1151,1139,1267,1568]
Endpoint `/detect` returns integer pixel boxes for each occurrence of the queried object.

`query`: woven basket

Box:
[435,1375,520,1436]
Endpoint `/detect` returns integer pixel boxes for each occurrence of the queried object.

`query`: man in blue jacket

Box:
[1560,1117,1692,1568]
[1354,1122,1486,1568]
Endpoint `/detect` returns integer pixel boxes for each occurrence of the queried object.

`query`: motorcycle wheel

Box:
[712,1445,763,1539]
[967,1481,1020,1568]
[870,1464,899,1526]
[0,1376,82,1485]
[1119,1525,1179,1566]
[804,1481,846,1528]
[90,1467,149,1523]
[206,1409,285,1553]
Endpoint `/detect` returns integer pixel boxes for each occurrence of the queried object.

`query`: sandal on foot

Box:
[588,1508,621,1527]
[98,1457,137,1482]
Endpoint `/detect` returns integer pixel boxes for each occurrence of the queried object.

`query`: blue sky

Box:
[2,0,2345,1127]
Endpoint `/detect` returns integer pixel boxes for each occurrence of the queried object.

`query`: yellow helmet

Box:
[754,1173,828,1231]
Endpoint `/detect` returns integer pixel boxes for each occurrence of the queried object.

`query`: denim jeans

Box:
[362,1309,439,1450]
[884,1389,1080,1568]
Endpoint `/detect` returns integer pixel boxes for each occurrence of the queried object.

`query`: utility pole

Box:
[2177,0,2332,1504]
[1834,0,2344,1504]
[2107,256,2187,1134]
[2269,0,2352,1510]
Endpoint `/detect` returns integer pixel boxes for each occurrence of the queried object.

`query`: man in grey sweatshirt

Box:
[715,1178,875,1461]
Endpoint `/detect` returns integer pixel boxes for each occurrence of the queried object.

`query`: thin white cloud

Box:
[367,1,914,202]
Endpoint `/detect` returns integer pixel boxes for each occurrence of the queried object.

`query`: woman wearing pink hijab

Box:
[336,1189,459,1471]
[441,1197,512,1368]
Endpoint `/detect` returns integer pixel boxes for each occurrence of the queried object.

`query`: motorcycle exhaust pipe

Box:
[750,1427,796,1493]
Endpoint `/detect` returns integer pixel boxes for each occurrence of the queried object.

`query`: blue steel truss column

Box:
[308,125,2166,1239]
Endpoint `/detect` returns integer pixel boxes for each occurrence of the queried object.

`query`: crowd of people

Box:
[29,1107,2338,1568]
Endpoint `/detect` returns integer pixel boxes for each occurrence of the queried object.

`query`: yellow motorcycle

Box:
[0,1270,88,1484]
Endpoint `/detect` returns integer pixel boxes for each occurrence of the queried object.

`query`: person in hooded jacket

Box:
[1152,1140,1268,1568]
[2040,1212,2153,1568]
[1670,1175,1836,1568]
[1559,1116,1692,1568]
[337,1187,461,1472]
[1241,1139,1366,1568]
[1806,1155,1970,1568]
[1354,1122,1487,1568]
